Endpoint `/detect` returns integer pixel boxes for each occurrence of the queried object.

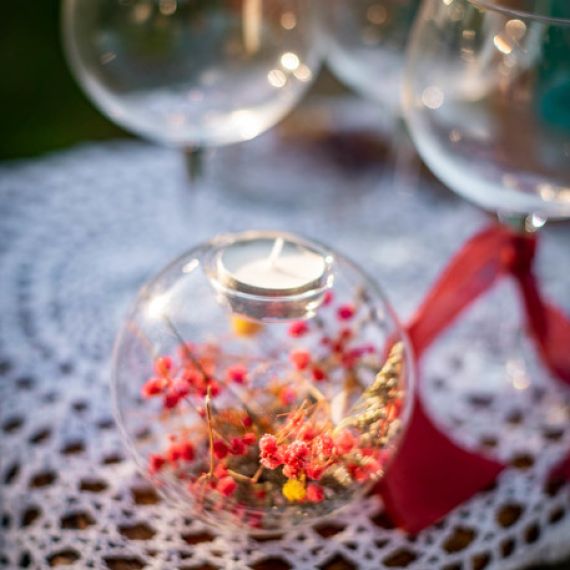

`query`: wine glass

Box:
[321,0,421,117]
[319,0,423,199]
[404,0,570,454]
[62,0,321,180]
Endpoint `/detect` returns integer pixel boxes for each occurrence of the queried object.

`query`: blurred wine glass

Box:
[63,0,321,180]
[405,0,570,219]
[405,0,570,452]
[320,0,422,196]
[322,0,421,117]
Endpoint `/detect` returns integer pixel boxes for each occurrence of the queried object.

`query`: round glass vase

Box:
[112,231,413,534]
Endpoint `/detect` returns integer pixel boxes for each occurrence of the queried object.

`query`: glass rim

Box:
[470,0,570,25]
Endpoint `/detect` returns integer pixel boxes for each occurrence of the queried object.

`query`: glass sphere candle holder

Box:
[112,231,413,533]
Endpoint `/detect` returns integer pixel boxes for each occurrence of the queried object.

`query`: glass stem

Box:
[496,211,548,389]
[497,212,546,235]
[390,118,422,195]
[184,146,205,184]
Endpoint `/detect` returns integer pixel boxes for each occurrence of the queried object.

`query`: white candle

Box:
[221,237,327,294]
[218,237,327,295]
[209,232,333,320]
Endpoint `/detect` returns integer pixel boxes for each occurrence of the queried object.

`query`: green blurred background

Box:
[0,1,345,162]
[0,1,125,161]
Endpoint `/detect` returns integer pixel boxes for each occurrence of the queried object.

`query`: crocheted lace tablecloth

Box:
[1,98,569,570]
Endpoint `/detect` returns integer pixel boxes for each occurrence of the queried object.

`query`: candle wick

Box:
[267,237,284,268]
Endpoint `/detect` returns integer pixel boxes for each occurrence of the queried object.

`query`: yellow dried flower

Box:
[282,478,306,502]
[231,315,263,337]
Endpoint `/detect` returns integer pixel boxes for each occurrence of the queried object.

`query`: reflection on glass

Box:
[63,0,321,149]
[405,0,570,218]
[322,0,421,115]
[404,0,570,454]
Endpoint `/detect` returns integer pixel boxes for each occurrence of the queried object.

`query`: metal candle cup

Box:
[206,231,334,321]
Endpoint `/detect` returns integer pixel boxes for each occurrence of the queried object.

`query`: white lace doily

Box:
[1,99,569,569]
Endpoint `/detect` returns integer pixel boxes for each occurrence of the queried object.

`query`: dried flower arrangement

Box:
[140,291,405,531]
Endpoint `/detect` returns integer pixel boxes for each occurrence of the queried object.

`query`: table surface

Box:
[1,98,569,570]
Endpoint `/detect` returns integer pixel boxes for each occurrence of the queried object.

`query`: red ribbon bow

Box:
[378,224,570,533]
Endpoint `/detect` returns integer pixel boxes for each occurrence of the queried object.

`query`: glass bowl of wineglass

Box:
[321,0,421,117]
[318,0,423,202]
[404,0,570,454]
[62,0,321,181]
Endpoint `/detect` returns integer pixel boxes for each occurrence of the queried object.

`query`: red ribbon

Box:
[378,224,570,533]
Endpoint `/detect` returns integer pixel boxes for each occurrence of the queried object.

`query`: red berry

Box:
[290,349,311,371]
[259,434,283,469]
[172,378,190,399]
[306,464,325,481]
[298,425,316,441]
[208,380,221,397]
[337,304,355,321]
[341,352,358,369]
[340,327,353,341]
[154,356,173,377]
[166,444,181,463]
[311,366,327,382]
[320,336,332,347]
[230,437,246,456]
[217,476,237,497]
[283,441,309,466]
[332,341,344,354]
[335,430,356,454]
[242,432,257,446]
[141,377,164,398]
[279,386,296,406]
[323,291,334,306]
[259,434,278,454]
[148,454,166,474]
[226,364,248,385]
[213,440,228,459]
[214,463,228,479]
[163,392,181,409]
[288,320,309,338]
[306,483,325,502]
[315,434,335,457]
[182,368,202,387]
[242,415,253,428]
[178,441,195,461]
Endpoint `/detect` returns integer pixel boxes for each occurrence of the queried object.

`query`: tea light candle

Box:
[207,232,333,320]
[219,236,328,295]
